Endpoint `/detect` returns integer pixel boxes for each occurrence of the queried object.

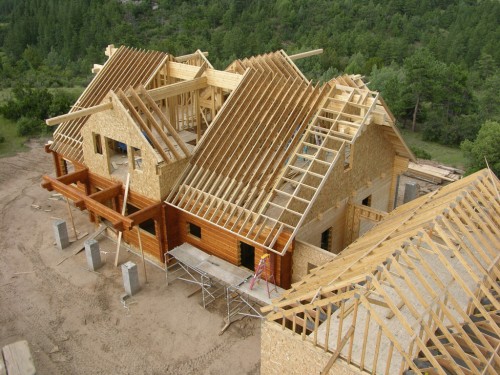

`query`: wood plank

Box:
[2,340,36,375]
[147,76,207,100]
[46,102,113,126]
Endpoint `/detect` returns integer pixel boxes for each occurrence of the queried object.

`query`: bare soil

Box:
[0,140,260,375]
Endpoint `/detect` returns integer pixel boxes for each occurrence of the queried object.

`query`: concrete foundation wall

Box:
[261,321,361,375]
[292,240,335,284]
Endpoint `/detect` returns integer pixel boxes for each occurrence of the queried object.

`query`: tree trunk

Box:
[412,95,420,132]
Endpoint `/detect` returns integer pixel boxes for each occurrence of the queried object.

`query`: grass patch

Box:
[0,115,28,157]
[400,128,467,169]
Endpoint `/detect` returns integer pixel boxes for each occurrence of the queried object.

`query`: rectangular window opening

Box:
[344,143,352,170]
[139,218,156,236]
[188,222,201,239]
[94,133,102,154]
[321,228,332,251]
[131,147,143,171]
[240,242,255,271]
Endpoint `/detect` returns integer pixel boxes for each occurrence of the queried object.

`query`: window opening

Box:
[188,222,201,239]
[94,133,102,154]
[362,195,372,207]
[321,228,332,251]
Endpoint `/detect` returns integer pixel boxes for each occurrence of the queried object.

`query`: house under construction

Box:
[41,45,413,289]
[39,45,499,374]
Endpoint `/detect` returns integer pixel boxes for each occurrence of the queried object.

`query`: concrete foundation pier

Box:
[53,220,69,250]
[121,261,140,296]
[85,239,102,271]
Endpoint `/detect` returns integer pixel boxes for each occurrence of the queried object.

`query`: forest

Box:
[0,0,498,174]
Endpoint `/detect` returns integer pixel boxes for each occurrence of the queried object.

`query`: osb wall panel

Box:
[174,210,291,288]
[297,199,348,254]
[261,321,362,375]
[305,124,395,226]
[81,92,163,201]
[358,218,377,238]
[158,158,190,200]
[291,240,335,284]
[353,174,392,212]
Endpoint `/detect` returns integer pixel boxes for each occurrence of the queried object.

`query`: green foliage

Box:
[461,121,500,176]
[0,84,76,137]
[0,0,498,157]
[0,133,4,143]
[0,115,27,157]
[17,116,44,136]
[410,146,431,160]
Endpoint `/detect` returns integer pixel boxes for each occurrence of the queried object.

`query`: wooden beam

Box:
[175,51,208,63]
[127,202,162,226]
[205,69,242,90]
[166,61,242,90]
[41,174,133,232]
[127,88,183,160]
[75,183,122,208]
[138,86,191,157]
[147,76,208,101]
[46,102,113,126]
[288,49,324,61]
[114,173,130,267]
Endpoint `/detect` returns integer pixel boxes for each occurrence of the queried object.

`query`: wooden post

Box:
[66,197,77,240]
[114,173,130,267]
[137,228,148,283]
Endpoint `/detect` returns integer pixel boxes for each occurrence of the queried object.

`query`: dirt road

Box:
[0,140,260,374]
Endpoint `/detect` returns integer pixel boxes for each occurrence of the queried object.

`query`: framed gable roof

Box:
[167,56,398,256]
[263,169,500,374]
[50,46,169,163]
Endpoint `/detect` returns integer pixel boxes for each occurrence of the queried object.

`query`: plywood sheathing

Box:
[51,46,169,163]
[292,240,336,284]
[261,320,361,375]
[81,91,164,200]
[263,169,500,375]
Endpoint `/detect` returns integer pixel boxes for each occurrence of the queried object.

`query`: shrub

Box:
[17,116,44,136]
[410,145,432,160]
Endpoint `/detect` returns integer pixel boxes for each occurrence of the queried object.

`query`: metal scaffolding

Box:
[165,243,284,332]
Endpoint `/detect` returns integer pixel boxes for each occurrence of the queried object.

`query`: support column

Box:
[85,239,102,271]
[53,220,70,249]
[121,261,140,296]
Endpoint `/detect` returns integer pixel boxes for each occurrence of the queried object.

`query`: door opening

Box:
[240,242,255,271]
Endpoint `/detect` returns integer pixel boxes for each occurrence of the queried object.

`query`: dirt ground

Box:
[0,140,261,375]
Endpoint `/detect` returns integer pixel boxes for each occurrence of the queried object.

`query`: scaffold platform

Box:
[165,243,284,333]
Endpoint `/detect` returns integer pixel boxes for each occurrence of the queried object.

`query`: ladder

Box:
[249,254,277,298]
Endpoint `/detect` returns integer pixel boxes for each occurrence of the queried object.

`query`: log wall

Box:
[166,207,292,288]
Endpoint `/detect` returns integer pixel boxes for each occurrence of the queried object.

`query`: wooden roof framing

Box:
[167,54,393,255]
[263,169,500,374]
[331,74,415,161]
[50,46,169,163]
